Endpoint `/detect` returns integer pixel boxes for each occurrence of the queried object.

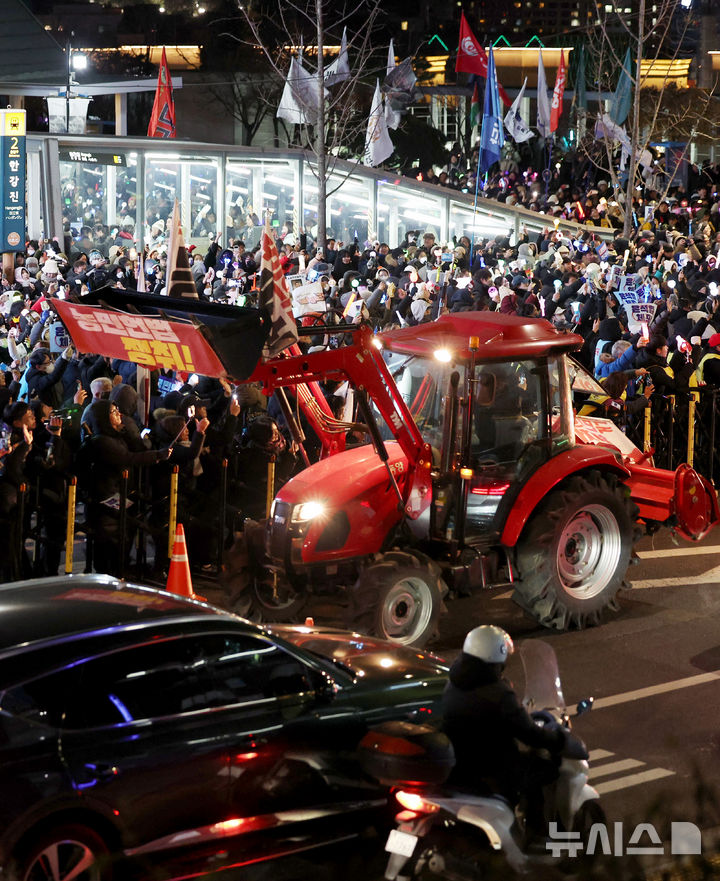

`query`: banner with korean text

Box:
[53,300,226,375]
[0,110,26,252]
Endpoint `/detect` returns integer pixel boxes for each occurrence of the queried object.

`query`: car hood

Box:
[270,625,449,684]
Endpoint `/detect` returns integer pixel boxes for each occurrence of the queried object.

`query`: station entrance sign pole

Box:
[0,109,26,284]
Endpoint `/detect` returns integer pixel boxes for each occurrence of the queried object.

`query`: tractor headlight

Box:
[291,501,326,523]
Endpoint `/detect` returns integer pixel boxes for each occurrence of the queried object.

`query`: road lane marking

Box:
[636,545,720,559]
[630,566,720,589]
[590,758,645,779]
[594,768,675,795]
[584,669,720,712]
[588,749,614,761]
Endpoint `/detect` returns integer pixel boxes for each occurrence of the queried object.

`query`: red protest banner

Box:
[53,300,225,375]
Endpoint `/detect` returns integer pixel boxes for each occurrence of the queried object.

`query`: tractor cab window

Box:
[472,361,544,465]
[381,353,455,456]
[464,360,550,538]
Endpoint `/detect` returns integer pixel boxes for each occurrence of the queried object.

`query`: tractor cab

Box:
[378,316,580,545]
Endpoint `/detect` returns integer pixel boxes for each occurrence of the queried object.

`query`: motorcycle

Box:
[360,639,603,879]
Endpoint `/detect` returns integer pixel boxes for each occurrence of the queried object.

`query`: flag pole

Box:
[545,137,554,197]
[470,144,483,260]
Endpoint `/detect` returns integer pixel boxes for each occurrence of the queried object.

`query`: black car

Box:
[0,575,448,881]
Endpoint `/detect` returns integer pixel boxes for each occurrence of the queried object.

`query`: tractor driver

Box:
[473,364,531,463]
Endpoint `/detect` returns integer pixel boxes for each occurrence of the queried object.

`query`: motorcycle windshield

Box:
[520,639,565,712]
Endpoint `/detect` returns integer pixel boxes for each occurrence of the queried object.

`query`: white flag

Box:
[384,40,401,130]
[504,78,533,143]
[277,56,327,126]
[537,53,551,138]
[594,112,632,152]
[364,80,393,167]
[325,27,351,86]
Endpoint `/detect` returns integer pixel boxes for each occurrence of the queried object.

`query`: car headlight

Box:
[291,501,326,523]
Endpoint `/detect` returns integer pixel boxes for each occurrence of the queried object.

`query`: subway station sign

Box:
[0,110,25,252]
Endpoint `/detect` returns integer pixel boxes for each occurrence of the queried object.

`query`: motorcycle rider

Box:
[441,625,565,843]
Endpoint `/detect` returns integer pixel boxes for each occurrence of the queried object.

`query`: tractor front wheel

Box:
[350,551,446,647]
[513,473,638,629]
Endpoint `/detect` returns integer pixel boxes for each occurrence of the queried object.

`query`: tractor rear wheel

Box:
[513,472,638,629]
[350,550,446,647]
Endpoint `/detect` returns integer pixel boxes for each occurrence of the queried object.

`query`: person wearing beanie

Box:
[640,333,699,395]
[410,282,432,324]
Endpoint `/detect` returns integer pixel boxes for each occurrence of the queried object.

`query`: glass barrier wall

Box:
[32,136,609,261]
[145,153,219,251]
[226,158,298,251]
[377,181,444,247]
[59,148,138,250]
[449,200,513,247]
[326,170,372,247]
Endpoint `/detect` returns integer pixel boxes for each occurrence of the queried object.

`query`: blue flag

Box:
[610,48,633,126]
[479,46,504,174]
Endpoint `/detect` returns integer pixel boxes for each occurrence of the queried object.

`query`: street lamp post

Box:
[64,36,87,134]
[65,37,71,134]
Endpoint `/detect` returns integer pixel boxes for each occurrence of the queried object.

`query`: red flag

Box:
[455,12,511,107]
[147,48,176,138]
[259,225,299,356]
[550,49,567,133]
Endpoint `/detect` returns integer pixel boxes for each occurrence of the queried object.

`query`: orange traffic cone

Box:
[166,523,206,602]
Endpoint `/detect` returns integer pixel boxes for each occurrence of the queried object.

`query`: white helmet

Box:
[463,625,514,664]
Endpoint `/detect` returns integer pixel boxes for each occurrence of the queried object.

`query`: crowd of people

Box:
[7,155,720,582]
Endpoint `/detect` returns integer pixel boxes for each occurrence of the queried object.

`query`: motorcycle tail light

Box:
[395,790,439,814]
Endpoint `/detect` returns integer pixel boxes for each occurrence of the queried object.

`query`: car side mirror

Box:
[313,672,338,704]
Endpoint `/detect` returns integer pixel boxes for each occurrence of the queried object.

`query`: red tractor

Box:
[53,291,718,647]
[229,313,719,646]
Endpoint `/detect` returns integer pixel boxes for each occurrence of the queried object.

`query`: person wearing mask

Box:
[25,345,74,409]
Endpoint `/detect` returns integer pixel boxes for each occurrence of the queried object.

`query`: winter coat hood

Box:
[109,382,138,417]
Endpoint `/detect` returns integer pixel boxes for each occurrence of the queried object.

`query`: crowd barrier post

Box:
[266,460,275,519]
[710,390,717,484]
[168,465,179,560]
[118,470,129,580]
[217,458,228,573]
[16,483,26,579]
[643,402,652,454]
[687,393,698,469]
[64,478,77,575]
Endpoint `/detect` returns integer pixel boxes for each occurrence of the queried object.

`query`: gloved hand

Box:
[62,344,75,361]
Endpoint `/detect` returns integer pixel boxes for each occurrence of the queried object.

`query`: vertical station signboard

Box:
[0,109,26,252]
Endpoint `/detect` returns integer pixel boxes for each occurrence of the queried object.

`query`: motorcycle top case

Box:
[358,721,455,786]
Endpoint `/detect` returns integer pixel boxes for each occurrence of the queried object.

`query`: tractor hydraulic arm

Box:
[245,327,433,515]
